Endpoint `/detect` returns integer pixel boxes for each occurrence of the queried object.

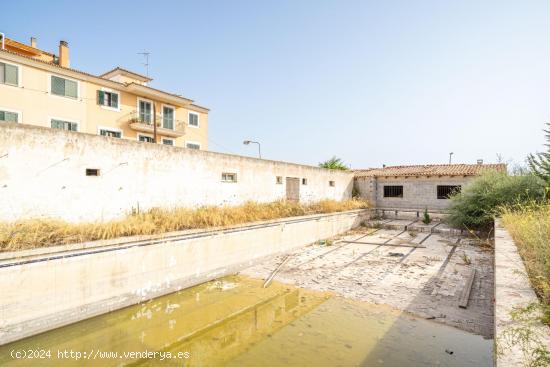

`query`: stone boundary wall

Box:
[0,209,369,345]
[0,123,353,222]
[494,220,550,367]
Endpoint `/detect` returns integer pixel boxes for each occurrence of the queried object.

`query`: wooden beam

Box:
[458,268,476,309]
[263,255,291,288]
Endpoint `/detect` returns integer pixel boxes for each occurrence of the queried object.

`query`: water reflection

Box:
[0,275,492,367]
[0,276,329,366]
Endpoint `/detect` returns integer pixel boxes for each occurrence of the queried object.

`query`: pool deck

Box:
[242,223,495,338]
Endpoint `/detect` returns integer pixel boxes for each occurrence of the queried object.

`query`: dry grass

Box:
[0,199,369,252]
[502,203,550,325]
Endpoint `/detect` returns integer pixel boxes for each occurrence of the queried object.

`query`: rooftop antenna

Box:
[137,51,150,77]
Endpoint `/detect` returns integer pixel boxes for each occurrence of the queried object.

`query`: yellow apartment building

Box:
[0,34,208,149]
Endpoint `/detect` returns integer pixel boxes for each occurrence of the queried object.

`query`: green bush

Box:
[422,208,431,224]
[446,170,547,230]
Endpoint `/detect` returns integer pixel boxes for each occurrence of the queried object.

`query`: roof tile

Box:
[354,163,507,177]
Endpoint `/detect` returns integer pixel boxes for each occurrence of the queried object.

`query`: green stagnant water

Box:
[0,275,492,366]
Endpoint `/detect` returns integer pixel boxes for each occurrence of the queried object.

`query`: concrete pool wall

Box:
[0,209,369,345]
[494,220,550,367]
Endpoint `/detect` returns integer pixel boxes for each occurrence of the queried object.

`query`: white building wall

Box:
[0,123,354,222]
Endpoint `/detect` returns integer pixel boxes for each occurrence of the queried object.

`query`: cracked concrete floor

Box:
[241,227,494,338]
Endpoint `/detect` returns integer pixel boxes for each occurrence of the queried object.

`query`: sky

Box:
[2,0,550,168]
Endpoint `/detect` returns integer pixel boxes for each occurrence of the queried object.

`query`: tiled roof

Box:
[354,163,507,178]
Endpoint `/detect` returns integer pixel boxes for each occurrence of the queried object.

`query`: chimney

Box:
[30,37,37,48]
[477,159,483,165]
[58,40,69,68]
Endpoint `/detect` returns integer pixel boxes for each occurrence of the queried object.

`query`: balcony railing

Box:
[127,111,185,138]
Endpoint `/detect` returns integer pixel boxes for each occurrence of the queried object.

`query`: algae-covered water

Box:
[0,275,492,366]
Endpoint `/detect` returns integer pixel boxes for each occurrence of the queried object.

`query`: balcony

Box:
[127,111,185,138]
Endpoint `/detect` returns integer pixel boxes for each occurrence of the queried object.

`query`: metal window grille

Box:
[384,185,403,198]
[437,185,461,199]
[222,172,237,182]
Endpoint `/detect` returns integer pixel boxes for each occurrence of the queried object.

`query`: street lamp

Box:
[243,140,261,159]
[449,152,454,164]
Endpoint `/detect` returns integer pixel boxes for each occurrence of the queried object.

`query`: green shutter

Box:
[51,119,63,129]
[5,112,18,122]
[97,90,104,105]
[51,76,65,96]
[4,64,18,85]
[65,79,78,98]
[0,63,4,84]
[111,93,118,108]
[0,111,4,121]
[51,119,76,130]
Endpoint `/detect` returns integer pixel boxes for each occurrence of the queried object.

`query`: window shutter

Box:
[111,93,118,108]
[97,90,104,105]
[5,112,18,122]
[65,79,78,98]
[51,119,62,129]
[51,76,65,96]
[0,111,4,121]
[4,64,18,85]
[0,63,4,84]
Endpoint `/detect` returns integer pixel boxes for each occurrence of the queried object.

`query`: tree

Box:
[319,156,349,170]
[527,123,550,184]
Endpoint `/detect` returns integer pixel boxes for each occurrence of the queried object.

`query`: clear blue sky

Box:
[3,0,549,168]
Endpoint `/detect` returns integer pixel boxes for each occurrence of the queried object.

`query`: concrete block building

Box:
[354,163,507,211]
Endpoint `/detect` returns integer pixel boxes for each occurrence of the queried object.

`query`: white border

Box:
[137,133,155,143]
[137,97,153,123]
[49,116,80,131]
[160,104,175,130]
[188,111,200,128]
[97,126,123,138]
[185,140,201,150]
[99,88,121,112]
[48,73,81,101]
[0,106,22,123]
[0,59,22,88]
[161,138,174,145]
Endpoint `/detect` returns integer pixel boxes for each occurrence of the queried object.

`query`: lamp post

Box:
[449,152,454,164]
[243,140,261,159]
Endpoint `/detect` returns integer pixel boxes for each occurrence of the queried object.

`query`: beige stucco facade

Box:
[0,38,209,149]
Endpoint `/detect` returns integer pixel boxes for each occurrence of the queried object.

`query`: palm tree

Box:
[527,123,550,184]
[319,156,349,170]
